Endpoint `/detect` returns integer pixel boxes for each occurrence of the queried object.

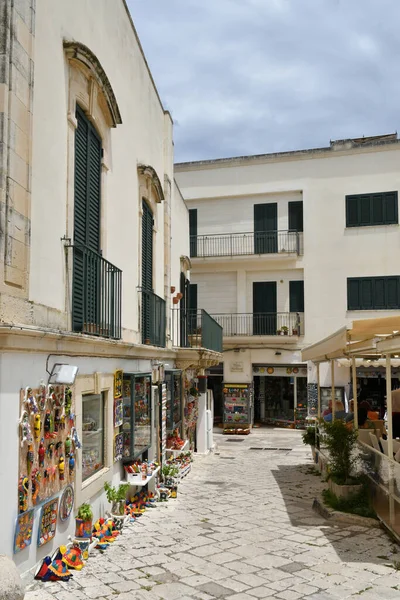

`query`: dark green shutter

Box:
[360,196,371,226]
[254,203,278,253]
[72,105,102,333]
[372,194,383,225]
[288,201,303,232]
[289,281,304,312]
[347,279,360,310]
[348,276,400,310]
[384,193,398,224]
[189,209,197,257]
[142,200,153,342]
[374,278,386,309]
[387,277,400,308]
[346,196,359,227]
[253,282,277,334]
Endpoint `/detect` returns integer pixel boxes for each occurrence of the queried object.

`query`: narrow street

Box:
[27,429,399,600]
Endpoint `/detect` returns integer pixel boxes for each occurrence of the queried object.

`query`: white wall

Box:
[192,272,237,315]
[177,144,400,347]
[29,0,178,340]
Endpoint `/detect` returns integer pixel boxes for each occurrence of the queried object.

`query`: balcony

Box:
[210,312,303,337]
[190,230,303,259]
[140,289,166,347]
[173,308,223,353]
[72,243,122,339]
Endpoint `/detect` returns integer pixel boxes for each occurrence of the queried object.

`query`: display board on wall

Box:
[18,385,77,515]
[161,383,167,465]
[253,366,307,377]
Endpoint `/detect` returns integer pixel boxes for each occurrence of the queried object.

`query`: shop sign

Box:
[231,361,244,372]
[253,366,307,377]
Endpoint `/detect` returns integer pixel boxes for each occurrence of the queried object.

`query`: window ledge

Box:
[345,223,399,230]
[82,467,110,491]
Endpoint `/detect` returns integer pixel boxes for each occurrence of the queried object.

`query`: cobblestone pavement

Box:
[25,428,400,600]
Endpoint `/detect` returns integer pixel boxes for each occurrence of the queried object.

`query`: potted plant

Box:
[281,326,289,336]
[302,426,317,462]
[322,419,361,499]
[276,329,282,335]
[104,482,130,530]
[75,503,93,539]
[292,328,298,336]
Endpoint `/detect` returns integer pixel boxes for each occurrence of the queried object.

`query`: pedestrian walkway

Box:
[26,428,400,600]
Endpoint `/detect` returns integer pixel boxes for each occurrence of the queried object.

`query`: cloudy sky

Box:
[127,0,400,163]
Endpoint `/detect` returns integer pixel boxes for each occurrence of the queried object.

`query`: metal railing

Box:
[172,308,223,353]
[72,243,122,339]
[209,312,303,337]
[140,289,166,347]
[190,230,303,258]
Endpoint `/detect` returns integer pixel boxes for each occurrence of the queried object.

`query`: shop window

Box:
[346,192,398,227]
[166,371,182,430]
[82,393,105,481]
[347,276,400,310]
[122,374,152,460]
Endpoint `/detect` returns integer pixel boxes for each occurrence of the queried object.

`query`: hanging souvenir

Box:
[59,485,74,522]
[37,382,47,411]
[27,444,34,475]
[14,508,34,554]
[68,453,75,476]
[114,369,123,398]
[58,456,65,481]
[25,387,39,414]
[19,410,33,446]
[37,498,58,547]
[71,426,82,449]
[65,435,71,456]
[65,387,72,417]
[56,386,65,408]
[18,476,29,514]
[47,385,56,405]
[60,414,66,430]
[31,469,41,505]
[47,442,55,459]
[55,441,62,456]
[34,414,41,441]
[54,410,61,433]
[38,439,45,467]
[44,411,51,438]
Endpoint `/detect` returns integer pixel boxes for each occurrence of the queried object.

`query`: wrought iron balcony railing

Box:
[190,230,302,258]
[172,308,223,353]
[140,288,166,347]
[71,243,122,339]
[210,312,303,337]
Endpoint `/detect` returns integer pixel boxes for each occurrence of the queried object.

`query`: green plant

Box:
[161,464,179,480]
[322,419,358,484]
[302,427,316,446]
[77,503,93,521]
[322,487,376,519]
[104,482,130,514]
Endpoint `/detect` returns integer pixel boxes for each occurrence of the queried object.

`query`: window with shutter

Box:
[289,281,304,313]
[346,192,398,227]
[189,209,197,257]
[288,201,303,232]
[142,200,154,342]
[347,276,400,310]
[72,105,102,333]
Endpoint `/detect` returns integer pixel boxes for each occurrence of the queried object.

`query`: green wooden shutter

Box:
[142,200,153,290]
[189,209,197,257]
[386,277,400,308]
[288,201,303,232]
[372,194,383,225]
[374,278,386,309]
[347,279,360,310]
[72,106,102,332]
[384,192,398,224]
[360,279,373,309]
[289,281,304,312]
[254,203,278,253]
[360,196,371,226]
[346,196,359,227]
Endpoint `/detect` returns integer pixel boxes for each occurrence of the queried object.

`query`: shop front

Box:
[253,365,308,428]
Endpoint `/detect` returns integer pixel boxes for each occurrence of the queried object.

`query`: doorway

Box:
[253,281,277,335]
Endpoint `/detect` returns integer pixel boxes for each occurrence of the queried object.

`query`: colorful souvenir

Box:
[47,442,55,459]
[73,538,90,560]
[65,435,72,455]
[58,456,65,481]
[59,485,74,522]
[25,387,39,414]
[60,414,66,430]
[19,410,33,446]
[14,508,34,554]
[58,545,84,570]
[27,444,34,475]
[18,476,29,514]
[31,469,41,505]
[54,410,61,432]
[38,440,45,467]
[38,382,47,410]
[114,369,123,398]
[44,410,51,437]
[114,398,123,427]
[69,453,75,476]
[65,387,72,417]
[33,413,41,440]
[114,433,123,462]
[37,498,58,547]
[71,426,82,449]
[34,555,73,581]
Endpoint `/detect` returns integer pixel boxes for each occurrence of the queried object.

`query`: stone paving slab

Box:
[24,429,400,599]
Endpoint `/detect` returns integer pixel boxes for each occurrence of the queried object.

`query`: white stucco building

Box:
[0,0,221,574]
[175,134,400,426]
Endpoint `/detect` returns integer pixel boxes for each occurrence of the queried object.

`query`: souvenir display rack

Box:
[122,373,152,461]
[183,373,199,449]
[223,384,252,435]
[18,384,78,514]
[165,370,182,430]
